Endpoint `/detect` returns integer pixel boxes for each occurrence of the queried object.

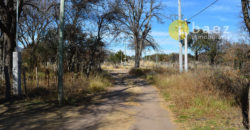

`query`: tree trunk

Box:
[243,0,250,124]
[4,66,10,100]
[248,85,250,129]
[23,68,27,95]
[0,35,3,79]
[195,51,198,61]
[210,54,215,65]
[3,32,15,99]
[210,58,214,65]
[4,33,15,76]
[134,39,140,68]
[242,85,249,129]
[241,0,250,33]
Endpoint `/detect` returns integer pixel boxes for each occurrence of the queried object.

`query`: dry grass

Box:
[101,60,134,70]
[3,70,113,105]
[150,66,248,129]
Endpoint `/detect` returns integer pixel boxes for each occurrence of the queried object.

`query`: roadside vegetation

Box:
[128,64,248,129]
[152,66,248,129]
[127,41,250,129]
[0,69,112,105]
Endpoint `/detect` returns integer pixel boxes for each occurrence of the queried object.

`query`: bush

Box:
[89,76,112,93]
[129,68,151,77]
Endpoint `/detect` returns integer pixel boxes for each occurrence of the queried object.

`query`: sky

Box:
[107,0,245,56]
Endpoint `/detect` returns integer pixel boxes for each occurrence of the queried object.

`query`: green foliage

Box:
[108,50,128,65]
[187,29,208,60]
[203,33,222,65]
[187,29,223,64]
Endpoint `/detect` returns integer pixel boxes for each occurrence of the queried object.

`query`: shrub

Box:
[129,68,151,77]
[89,76,112,93]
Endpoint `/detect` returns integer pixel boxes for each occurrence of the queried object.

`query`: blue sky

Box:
[107,0,245,56]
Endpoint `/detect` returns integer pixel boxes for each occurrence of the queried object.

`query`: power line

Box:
[187,0,219,21]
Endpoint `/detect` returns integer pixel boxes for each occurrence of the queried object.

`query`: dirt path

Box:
[95,69,176,130]
[0,69,176,130]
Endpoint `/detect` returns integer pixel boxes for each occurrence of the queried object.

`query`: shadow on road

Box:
[0,71,151,130]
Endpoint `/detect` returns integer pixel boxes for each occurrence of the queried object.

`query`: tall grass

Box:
[5,70,113,104]
[151,67,248,129]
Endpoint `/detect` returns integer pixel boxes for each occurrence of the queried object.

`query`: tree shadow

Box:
[0,71,153,130]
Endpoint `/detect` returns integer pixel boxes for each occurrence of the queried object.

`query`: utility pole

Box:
[13,0,22,96]
[184,31,188,72]
[58,0,65,106]
[178,0,183,72]
[184,19,190,72]
[184,19,188,72]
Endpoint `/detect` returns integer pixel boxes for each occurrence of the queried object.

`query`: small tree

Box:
[108,50,126,66]
[187,29,207,61]
[204,33,222,65]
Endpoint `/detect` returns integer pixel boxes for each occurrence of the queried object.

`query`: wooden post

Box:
[45,69,50,87]
[36,67,38,88]
[23,68,27,95]
[4,66,10,99]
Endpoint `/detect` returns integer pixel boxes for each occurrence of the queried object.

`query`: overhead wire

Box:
[187,0,219,21]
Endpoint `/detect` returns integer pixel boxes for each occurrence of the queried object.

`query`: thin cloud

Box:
[151,31,169,37]
[217,16,229,22]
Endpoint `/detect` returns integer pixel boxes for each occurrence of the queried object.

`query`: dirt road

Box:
[0,69,176,130]
[92,69,176,130]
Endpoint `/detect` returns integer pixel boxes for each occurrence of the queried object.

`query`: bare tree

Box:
[114,0,163,68]
[19,0,56,48]
[85,0,120,75]
[18,0,56,69]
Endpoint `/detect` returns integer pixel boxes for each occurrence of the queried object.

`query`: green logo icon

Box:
[169,20,189,40]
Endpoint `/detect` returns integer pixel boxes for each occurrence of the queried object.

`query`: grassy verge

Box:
[0,70,112,105]
[138,67,248,129]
